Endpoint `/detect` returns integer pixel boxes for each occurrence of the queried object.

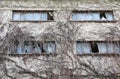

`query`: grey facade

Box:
[0,0,120,79]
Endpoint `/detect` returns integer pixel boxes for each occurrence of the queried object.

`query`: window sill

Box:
[1,53,58,57]
[10,20,55,22]
[76,53,120,57]
[69,20,117,23]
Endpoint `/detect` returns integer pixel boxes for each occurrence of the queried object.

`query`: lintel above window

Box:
[71,10,114,22]
[12,10,54,21]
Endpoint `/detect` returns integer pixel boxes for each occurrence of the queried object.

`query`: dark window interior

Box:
[91,42,99,53]
[100,12,106,19]
[0,57,3,64]
[24,41,29,46]
[42,46,46,53]
[48,12,54,20]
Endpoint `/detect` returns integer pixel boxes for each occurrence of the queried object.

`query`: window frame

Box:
[76,41,92,54]
[12,10,54,22]
[76,41,120,55]
[70,10,116,22]
[10,40,56,55]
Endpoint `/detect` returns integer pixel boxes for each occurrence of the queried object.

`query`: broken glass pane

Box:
[32,42,42,53]
[43,41,56,53]
[23,41,32,53]
[72,11,113,21]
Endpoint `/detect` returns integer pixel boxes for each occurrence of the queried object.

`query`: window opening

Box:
[100,12,106,20]
[76,41,91,54]
[91,42,99,53]
[14,41,55,54]
[72,11,114,21]
[13,11,54,21]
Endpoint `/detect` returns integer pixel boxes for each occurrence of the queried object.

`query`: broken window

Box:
[23,41,32,53]
[72,11,114,21]
[100,12,106,20]
[91,42,99,53]
[76,41,91,54]
[14,41,55,54]
[15,41,42,54]
[43,41,56,53]
[13,11,54,21]
[32,41,42,53]
[76,41,120,54]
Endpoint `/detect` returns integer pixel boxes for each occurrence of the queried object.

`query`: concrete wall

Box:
[0,0,120,79]
[0,7,120,40]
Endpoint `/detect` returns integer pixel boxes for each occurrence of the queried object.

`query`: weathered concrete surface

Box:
[0,10,120,40]
[3,55,120,79]
[0,0,120,8]
[0,0,120,79]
